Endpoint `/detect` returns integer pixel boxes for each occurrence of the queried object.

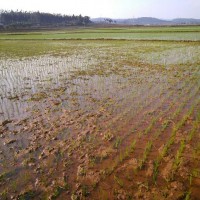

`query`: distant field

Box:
[0,26,200,200]
[0,26,200,41]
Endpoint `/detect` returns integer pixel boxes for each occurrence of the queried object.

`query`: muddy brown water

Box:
[0,42,200,199]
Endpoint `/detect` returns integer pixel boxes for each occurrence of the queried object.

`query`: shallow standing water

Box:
[0,38,200,199]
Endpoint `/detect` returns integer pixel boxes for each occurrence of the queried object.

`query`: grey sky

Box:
[1,0,200,19]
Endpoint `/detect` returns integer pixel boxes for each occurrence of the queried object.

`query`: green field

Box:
[0,26,200,41]
[0,26,200,200]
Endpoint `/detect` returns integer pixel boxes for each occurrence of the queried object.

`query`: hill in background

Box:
[92,17,200,25]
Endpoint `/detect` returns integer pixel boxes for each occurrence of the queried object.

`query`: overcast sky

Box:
[1,0,200,19]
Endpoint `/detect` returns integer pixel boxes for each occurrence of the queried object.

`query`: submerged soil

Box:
[0,39,200,200]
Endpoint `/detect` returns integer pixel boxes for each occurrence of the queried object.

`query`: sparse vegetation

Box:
[0,26,199,199]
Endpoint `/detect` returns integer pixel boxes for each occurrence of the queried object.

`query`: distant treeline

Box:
[0,10,91,29]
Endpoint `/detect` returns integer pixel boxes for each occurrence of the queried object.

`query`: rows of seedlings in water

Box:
[53,60,200,199]
[100,61,200,131]
[0,52,100,120]
[0,40,200,199]
[94,102,198,199]
[186,111,200,199]
[42,60,197,199]
[91,68,198,163]
[0,86,197,198]
[112,79,196,167]
[0,65,170,197]
[0,40,197,120]
[0,59,166,198]
[85,68,200,199]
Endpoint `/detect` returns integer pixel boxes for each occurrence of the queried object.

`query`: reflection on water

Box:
[0,53,167,121]
[0,55,96,120]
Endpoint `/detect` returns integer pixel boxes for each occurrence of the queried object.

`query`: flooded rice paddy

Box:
[0,31,200,200]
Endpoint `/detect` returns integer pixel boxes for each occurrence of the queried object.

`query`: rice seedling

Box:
[81,185,90,197]
[113,136,122,149]
[0,172,7,183]
[138,141,153,170]
[0,26,199,199]
[17,190,36,200]
[185,191,191,200]
[50,186,65,200]
[98,188,110,200]
[144,117,157,135]
[114,175,124,188]
[161,120,171,132]
[170,140,186,180]
[189,168,200,186]
[152,159,160,184]
[0,189,8,200]
[130,139,137,153]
